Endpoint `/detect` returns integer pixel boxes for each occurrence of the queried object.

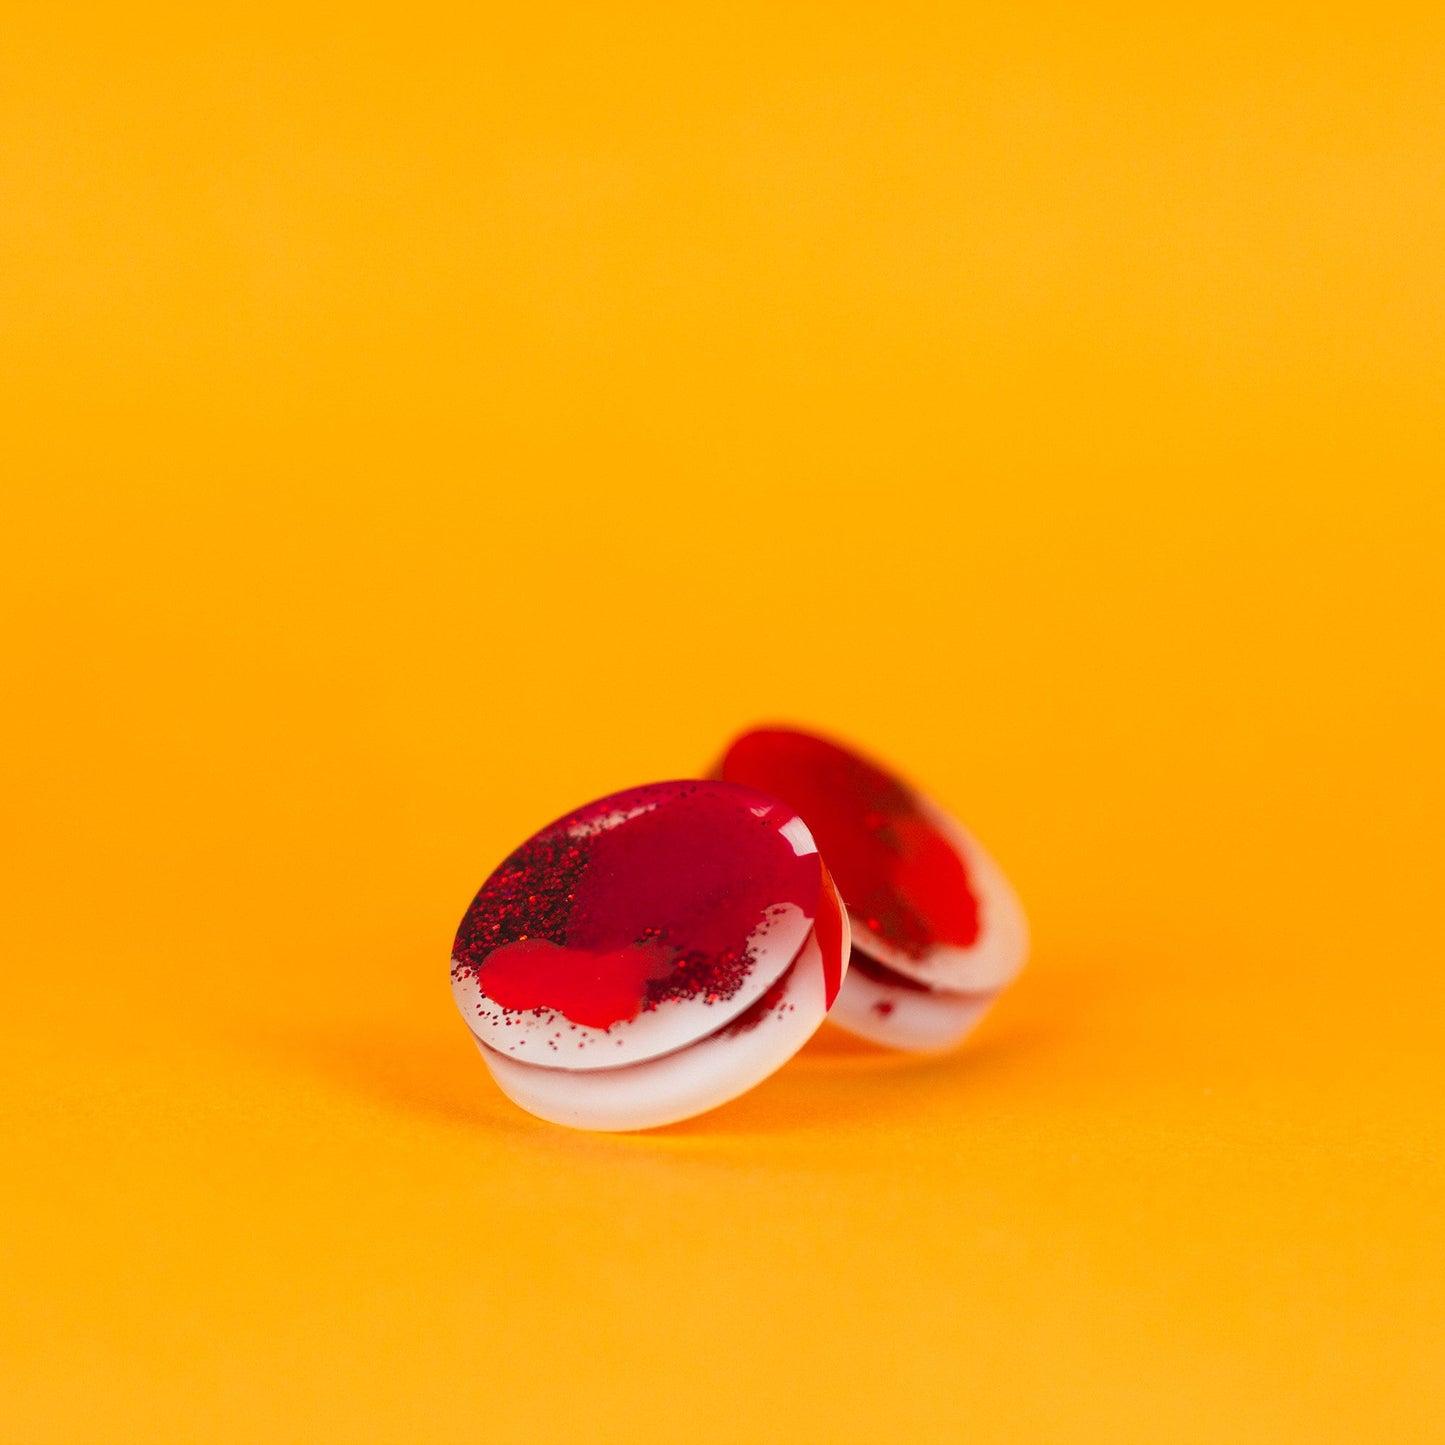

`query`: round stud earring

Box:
[715,727,1027,1052]
[449,779,850,1130]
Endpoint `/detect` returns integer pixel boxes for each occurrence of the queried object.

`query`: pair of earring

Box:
[449,726,1028,1131]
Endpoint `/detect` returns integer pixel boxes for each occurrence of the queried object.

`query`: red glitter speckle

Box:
[719,728,979,959]
[452,781,822,1029]
[716,963,795,1037]
[872,1000,895,1017]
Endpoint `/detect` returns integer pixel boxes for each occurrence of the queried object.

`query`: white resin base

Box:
[477,923,841,1131]
[828,961,995,1052]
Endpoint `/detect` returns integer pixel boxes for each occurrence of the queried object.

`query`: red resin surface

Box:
[813,868,846,1008]
[720,728,979,960]
[452,781,822,1030]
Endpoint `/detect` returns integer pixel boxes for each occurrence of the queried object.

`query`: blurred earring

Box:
[715,726,1027,1052]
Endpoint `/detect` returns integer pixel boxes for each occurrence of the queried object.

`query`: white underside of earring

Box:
[828,959,996,1052]
[476,924,836,1131]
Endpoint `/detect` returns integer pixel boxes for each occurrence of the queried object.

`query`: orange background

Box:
[3,5,1443,1442]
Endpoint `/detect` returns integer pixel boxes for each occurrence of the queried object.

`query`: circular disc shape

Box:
[450,780,831,1072]
[717,726,1028,1048]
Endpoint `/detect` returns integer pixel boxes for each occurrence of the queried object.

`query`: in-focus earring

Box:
[715,727,1028,1052]
[449,779,850,1130]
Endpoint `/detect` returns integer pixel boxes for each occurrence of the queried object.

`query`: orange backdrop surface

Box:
[3,5,1444,1442]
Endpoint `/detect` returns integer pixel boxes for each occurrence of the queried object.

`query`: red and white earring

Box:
[715,727,1028,1053]
[449,780,849,1131]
